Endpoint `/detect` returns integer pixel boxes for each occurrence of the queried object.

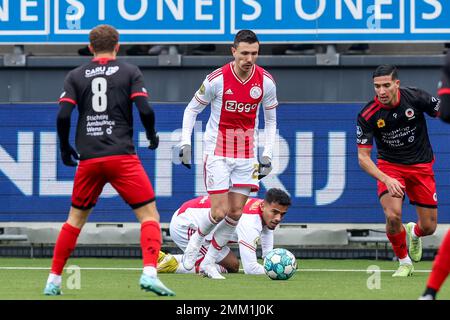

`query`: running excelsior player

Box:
[157,188,291,275]
[419,53,450,300]
[357,64,440,277]
[43,25,174,296]
[178,30,278,279]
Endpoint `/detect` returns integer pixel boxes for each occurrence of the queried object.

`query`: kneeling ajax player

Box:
[158,188,291,275]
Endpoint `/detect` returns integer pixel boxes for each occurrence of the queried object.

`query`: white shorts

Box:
[169,209,230,263]
[203,154,259,194]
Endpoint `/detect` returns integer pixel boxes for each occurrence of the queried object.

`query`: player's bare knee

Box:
[228,206,244,219]
[211,207,228,221]
[421,224,437,236]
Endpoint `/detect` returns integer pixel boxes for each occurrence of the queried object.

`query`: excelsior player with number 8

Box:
[43,25,174,296]
[178,30,279,279]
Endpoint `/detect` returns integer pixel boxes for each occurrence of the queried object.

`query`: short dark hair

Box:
[233,29,259,48]
[373,64,398,80]
[89,24,119,53]
[264,188,291,207]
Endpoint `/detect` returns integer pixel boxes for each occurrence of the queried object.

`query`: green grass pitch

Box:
[0,258,449,300]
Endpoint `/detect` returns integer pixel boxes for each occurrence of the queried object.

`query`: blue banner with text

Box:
[1,103,449,223]
[1,1,450,43]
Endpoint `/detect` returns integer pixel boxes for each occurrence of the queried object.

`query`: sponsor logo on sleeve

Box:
[356,126,363,138]
[199,84,206,95]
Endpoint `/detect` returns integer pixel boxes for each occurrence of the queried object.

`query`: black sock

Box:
[423,287,437,299]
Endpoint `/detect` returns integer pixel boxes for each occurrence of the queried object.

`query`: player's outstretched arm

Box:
[134,96,159,150]
[239,241,265,275]
[57,101,79,167]
[260,228,274,258]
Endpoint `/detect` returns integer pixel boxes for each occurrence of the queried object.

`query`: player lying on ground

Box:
[157,188,291,275]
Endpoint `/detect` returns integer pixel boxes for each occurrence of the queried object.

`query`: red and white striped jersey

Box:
[182,62,278,159]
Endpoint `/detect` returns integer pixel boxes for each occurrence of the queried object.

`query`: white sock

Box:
[143,266,157,278]
[173,254,182,263]
[197,209,219,237]
[202,245,221,266]
[201,216,239,265]
[399,256,412,265]
[46,273,62,286]
[212,216,239,247]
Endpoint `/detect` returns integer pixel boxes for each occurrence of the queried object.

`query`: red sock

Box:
[51,223,81,275]
[414,224,425,237]
[427,230,450,291]
[386,228,408,259]
[140,220,161,267]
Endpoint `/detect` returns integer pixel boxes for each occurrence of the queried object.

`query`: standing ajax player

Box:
[420,53,450,299]
[178,30,278,279]
[43,25,174,296]
[357,64,440,277]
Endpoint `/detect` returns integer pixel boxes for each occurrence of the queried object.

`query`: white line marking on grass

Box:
[0,267,141,270]
[299,269,431,273]
[0,267,432,273]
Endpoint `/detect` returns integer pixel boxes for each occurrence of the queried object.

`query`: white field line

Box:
[0,267,432,273]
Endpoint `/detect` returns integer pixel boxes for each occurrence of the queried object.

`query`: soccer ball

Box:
[263,248,297,280]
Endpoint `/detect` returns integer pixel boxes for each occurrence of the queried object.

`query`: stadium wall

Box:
[0,55,446,103]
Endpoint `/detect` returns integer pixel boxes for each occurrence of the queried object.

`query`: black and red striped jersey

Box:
[59,57,149,160]
[439,53,450,122]
[357,87,440,165]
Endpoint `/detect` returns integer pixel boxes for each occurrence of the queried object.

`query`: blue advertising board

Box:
[1,102,449,223]
[1,0,450,43]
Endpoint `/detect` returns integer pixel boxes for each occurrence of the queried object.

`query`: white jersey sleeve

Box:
[260,227,274,258]
[181,78,215,146]
[261,75,278,160]
[236,215,265,275]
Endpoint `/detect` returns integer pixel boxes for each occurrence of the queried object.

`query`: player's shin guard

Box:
[427,230,450,291]
[197,209,219,238]
[387,228,408,260]
[51,223,81,275]
[182,210,218,270]
[141,220,162,267]
[203,216,238,264]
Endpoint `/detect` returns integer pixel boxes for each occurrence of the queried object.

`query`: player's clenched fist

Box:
[258,156,272,180]
[60,145,79,167]
[147,132,159,150]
